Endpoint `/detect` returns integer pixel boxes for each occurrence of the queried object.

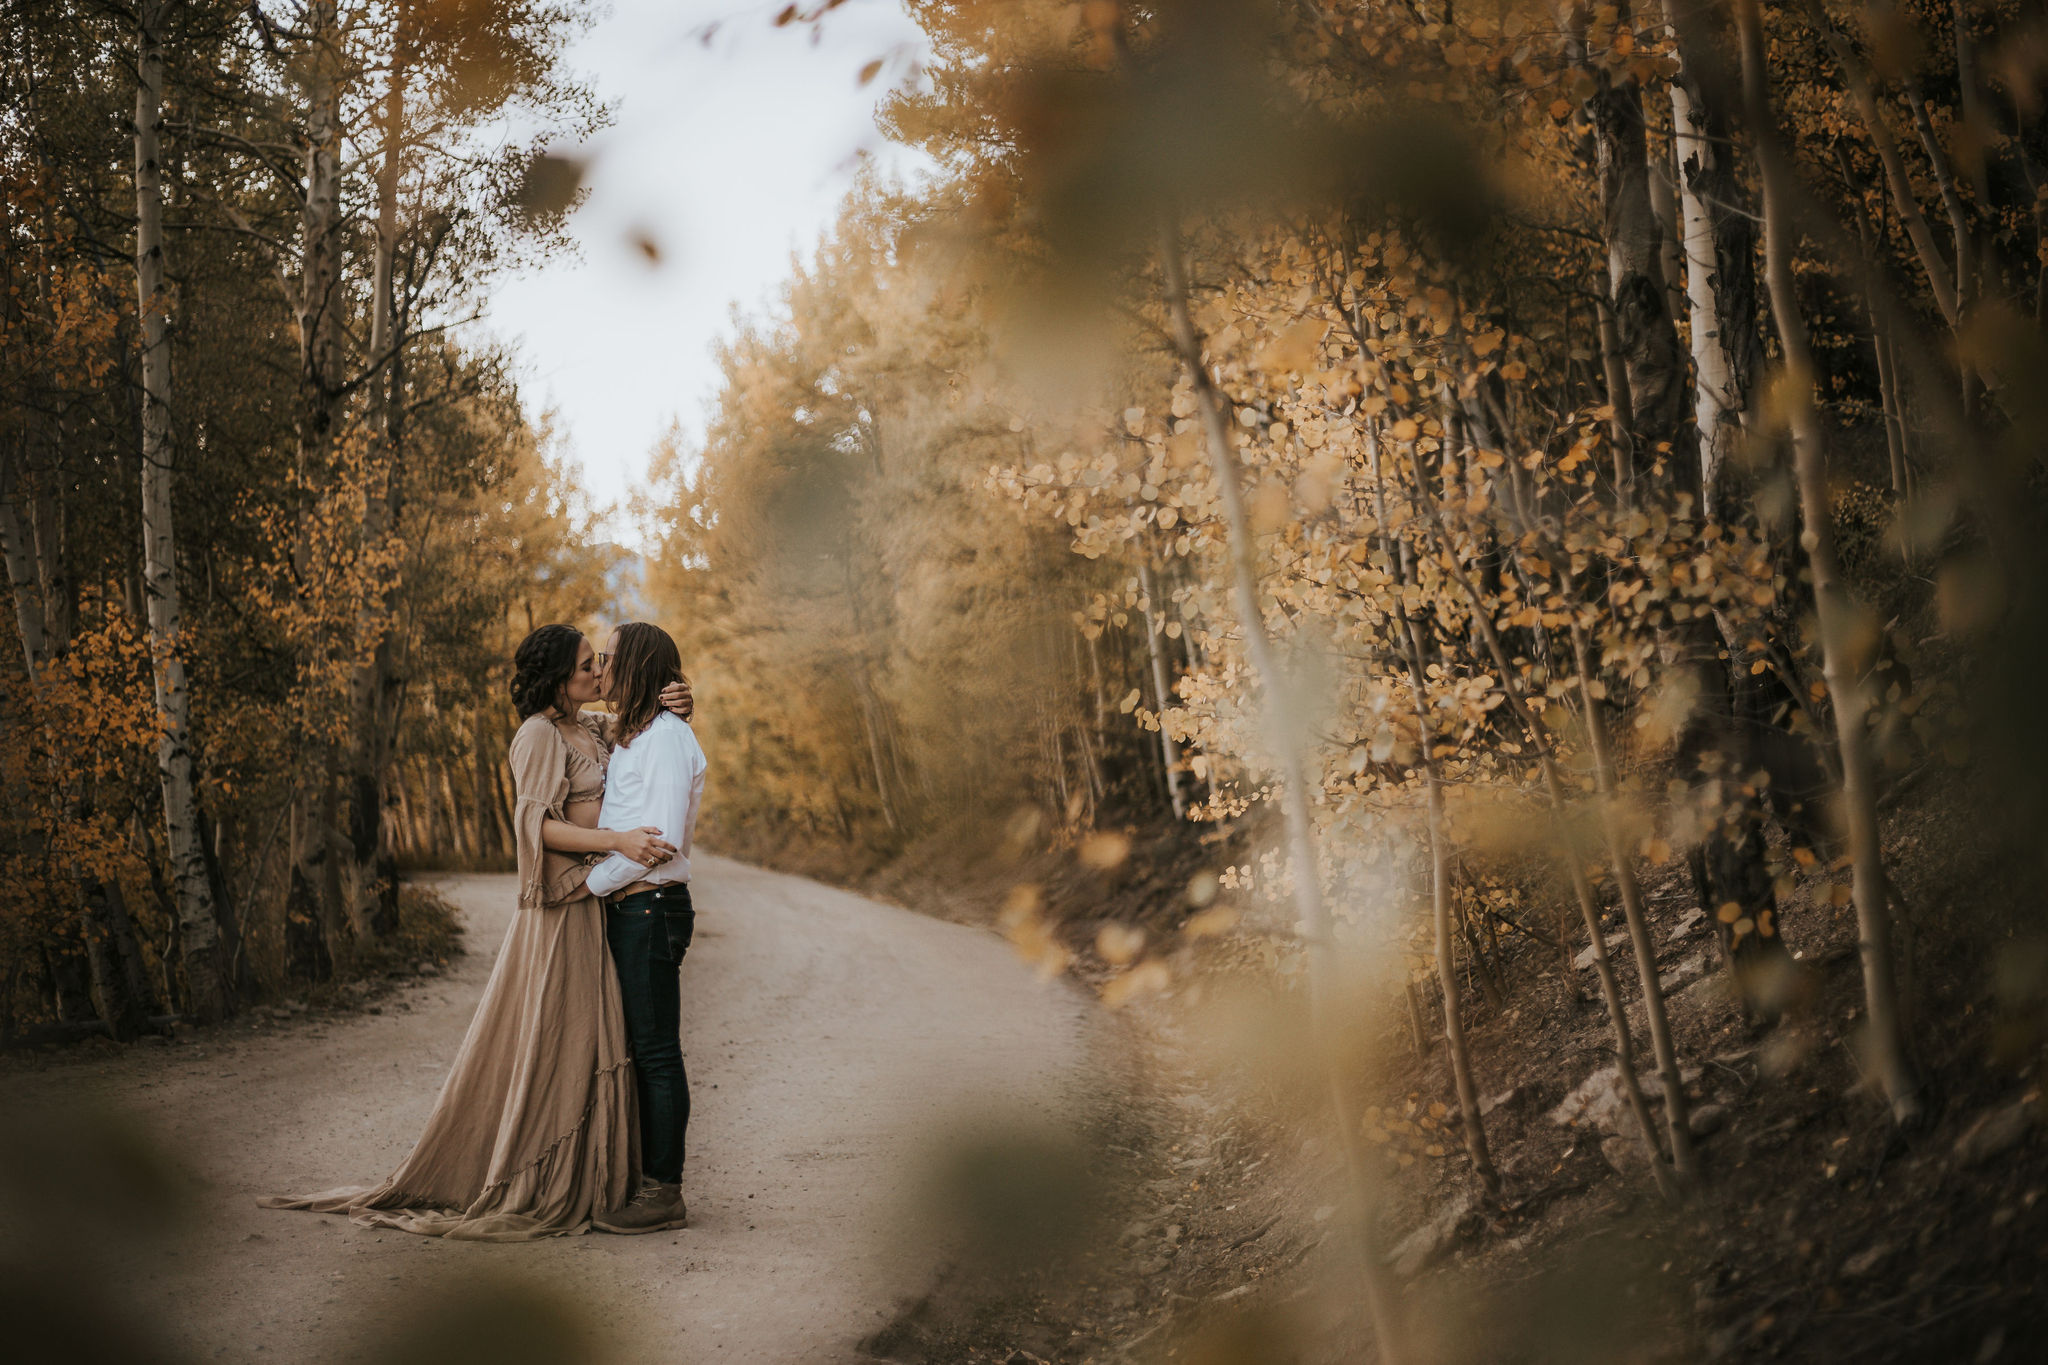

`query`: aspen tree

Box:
[1400,467,1682,1199]
[1737,0,1920,1124]
[1568,618,1699,1174]
[1567,0,1695,498]
[1363,420,1500,1196]
[346,7,413,940]
[1159,222,1411,1362]
[133,0,235,1019]
[1662,0,1759,516]
[280,0,350,977]
[1136,558,1188,819]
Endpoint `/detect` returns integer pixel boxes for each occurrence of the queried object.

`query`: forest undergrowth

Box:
[829,712,2041,1365]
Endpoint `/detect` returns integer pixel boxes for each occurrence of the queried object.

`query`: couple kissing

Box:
[261,620,706,1240]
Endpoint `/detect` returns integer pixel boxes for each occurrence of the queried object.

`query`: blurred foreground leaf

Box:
[513,150,587,224]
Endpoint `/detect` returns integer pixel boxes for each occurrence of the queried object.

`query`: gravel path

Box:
[4,858,1103,1363]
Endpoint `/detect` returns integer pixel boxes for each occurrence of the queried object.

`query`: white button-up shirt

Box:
[586,711,707,899]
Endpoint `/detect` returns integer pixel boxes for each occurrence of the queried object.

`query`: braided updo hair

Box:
[509,624,584,720]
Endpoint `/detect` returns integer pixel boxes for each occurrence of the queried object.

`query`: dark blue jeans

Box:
[605,884,693,1185]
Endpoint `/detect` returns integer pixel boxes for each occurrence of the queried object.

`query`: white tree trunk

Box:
[287,0,351,970]
[1401,610,1499,1194]
[1669,69,1739,512]
[1824,26,1961,329]
[1159,223,1410,1362]
[135,0,233,1021]
[1399,446,1681,1200]
[1739,0,1920,1123]
[345,36,410,937]
[1136,558,1186,819]
[1570,621,1698,1177]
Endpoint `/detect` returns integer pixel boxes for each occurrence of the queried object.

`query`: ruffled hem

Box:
[478,1055,634,1201]
[259,1057,637,1243]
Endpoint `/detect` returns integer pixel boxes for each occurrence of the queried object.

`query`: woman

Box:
[260,625,686,1240]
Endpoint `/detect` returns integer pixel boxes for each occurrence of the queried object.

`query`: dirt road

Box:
[5,859,1104,1364]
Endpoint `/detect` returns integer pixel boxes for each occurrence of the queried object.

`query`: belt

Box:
[607,883,690,907]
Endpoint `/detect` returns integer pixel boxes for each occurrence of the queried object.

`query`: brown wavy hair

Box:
[605,621,686,748]
[510,624,584,720]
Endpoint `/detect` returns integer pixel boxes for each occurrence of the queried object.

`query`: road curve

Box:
[4,857,1103,1363]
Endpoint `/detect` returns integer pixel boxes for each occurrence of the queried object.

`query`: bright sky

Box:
[479,1,931,519]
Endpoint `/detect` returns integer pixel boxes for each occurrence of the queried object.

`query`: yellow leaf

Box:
[1256,318,1328,375]
[1096,923,1146,966]
[1080,831,1132,869]
[1101,959,1172,1008]
[999,884,1043,929]
[1370,727,1396,763]
[1251,480,1291,533]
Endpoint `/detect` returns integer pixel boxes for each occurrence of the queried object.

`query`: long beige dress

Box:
[259,712,638,1240]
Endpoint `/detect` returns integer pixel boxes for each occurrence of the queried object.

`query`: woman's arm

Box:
[579,683,694,747]
[541,818,675,864]
[540,819,616,855]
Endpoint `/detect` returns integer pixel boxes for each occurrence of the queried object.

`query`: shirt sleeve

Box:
[677,733,706,860]
[585,721,706,897]
[585,843,639,898]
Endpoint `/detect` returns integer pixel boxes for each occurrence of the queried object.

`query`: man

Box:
[588,621,707,1234]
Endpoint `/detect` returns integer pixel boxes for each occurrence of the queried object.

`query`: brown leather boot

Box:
[594,1181,687,1234]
